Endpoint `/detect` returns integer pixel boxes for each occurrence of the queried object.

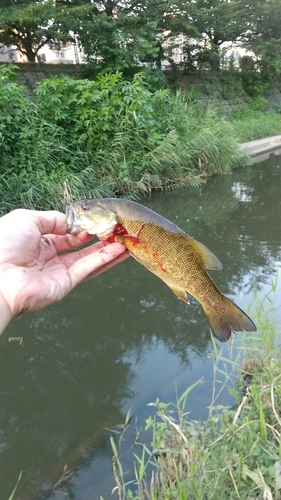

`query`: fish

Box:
[66,198,256,342]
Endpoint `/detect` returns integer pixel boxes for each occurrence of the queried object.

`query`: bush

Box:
[0,65,246,214]
[239,56,266,98]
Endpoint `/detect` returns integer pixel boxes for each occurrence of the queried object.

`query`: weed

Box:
[8,471,22,500]
[106,278,281,499]
[0,66,246,214]
[227,107,281,142]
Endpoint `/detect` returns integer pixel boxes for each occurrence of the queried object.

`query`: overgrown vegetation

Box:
[108,276,281,499]
[175,69,281,143]
[1,0,281,93]
[228,107,281,143]
[0,64,248,214]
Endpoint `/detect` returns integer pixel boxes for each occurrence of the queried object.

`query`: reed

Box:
[0,67,247,214]
[8,471,22,500]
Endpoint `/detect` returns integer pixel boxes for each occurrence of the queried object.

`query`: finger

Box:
[48,231,94,253]
[81,251,130,282]
[58,239,125,260]
[62,242,129,287]
[0,209,67,237]
[32,210,68,236]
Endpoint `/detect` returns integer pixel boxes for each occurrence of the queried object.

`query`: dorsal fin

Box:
[191,239,223,271]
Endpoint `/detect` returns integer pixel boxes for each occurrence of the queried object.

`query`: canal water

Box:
[0,152,280,499]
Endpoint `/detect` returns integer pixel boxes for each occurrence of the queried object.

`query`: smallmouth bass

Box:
[66,198,256,342]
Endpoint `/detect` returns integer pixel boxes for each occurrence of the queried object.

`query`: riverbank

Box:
[0,65,248,214]
[241,135,281,157]
[1,63,281,216]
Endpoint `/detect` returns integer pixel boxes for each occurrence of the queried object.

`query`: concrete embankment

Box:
[240,135,281,162]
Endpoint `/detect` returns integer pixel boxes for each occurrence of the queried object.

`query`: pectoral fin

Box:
[115,233,141,249]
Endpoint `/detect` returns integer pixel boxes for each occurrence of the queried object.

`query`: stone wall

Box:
[0,62,83,91]
[2,63,280,109]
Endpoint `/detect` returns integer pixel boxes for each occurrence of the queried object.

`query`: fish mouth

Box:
[66,203,84,235]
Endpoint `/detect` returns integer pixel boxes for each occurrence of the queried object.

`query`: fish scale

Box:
[66,198,257,342]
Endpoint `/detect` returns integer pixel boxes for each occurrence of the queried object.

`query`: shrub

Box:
[0,66,246,213]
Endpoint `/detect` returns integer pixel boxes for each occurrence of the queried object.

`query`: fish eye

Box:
[81,201,91,211]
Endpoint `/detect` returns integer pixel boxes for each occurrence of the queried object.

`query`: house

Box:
[0,43,27,62]
[0,41,85,64]
[36,41,85,64]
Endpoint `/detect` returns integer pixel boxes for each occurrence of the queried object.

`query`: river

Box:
[0,151,280,499]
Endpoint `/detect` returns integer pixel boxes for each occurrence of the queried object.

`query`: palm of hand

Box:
[0,209,128,318]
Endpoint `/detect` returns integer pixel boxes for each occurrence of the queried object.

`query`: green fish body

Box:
[66,198,256,342]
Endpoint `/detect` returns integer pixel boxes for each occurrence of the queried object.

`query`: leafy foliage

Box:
[0,0,69,62]
[0,65,247,213]
[0,0,280,87]
[240,0,281,89]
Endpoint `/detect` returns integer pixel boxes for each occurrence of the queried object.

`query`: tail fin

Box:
[204,296,257,343]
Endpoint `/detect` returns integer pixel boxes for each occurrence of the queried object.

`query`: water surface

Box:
[0,152,280,499]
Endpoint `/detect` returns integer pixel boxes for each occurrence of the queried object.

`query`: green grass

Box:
[8,471,22,500]
[1,65,280,214]
[107,275,281,500]
[229,110,281,142]
[0,66,248,214]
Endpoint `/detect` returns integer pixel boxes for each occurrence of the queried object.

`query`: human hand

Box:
[0,209,129,334]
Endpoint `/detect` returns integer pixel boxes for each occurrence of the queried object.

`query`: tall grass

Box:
[227,104,281,142]
[7,471,22,500]
[0,66,247,214]
[107,276,281,499]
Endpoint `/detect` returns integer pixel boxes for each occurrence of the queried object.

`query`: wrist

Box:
[0,289,14,335]
[0,265,16,334]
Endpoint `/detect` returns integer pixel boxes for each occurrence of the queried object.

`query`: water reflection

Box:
[0,153,280,499]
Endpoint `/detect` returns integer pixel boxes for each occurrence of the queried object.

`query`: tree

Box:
[0,0,70,62]
[182,0,281,76]
[0,0,171,69]
[55,0,167,71]
[1,0,279,81]
[170,0,250,71]
[239,0,281,87]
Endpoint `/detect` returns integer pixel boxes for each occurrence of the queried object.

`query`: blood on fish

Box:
[150,249,167,272]
[108,221,166,271]
[133,226,167,272]
[115,223,141,245]
[114,223,128,236]
[106,234,117,243]
[136,223,145,238]
[120,223,145,246]
[105,223,128,243]
[106,223,141,245]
